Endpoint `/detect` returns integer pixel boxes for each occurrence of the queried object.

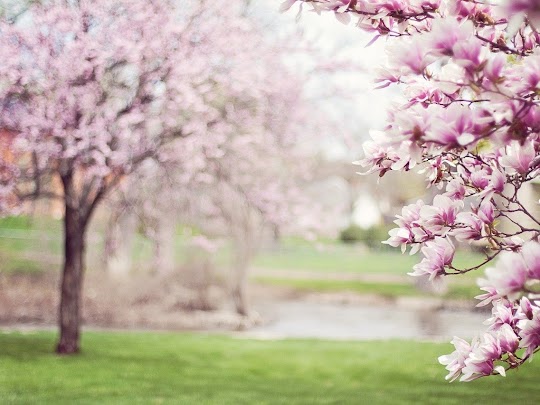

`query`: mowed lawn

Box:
[1,331,539,404]
[253,242,483,275]
[254,277,482,301]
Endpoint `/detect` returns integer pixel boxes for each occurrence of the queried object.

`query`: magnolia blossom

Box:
[479,252,528,300]
[499,141,536,175]
[522,242,540,279]
[408,237,454,282]
[286,0,540,381]
[518,309,540,357]
[460,333,504,382]
[438,336,472,382]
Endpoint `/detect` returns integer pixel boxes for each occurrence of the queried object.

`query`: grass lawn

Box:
[0,331,539,404]
[254,244,484,275]
[254,277,481,301]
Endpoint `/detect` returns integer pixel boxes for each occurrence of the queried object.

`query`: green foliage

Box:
[339,224,364,244]
[339,224,391,249]
[1,331,540,404]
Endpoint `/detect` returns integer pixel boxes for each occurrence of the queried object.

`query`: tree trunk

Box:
[232,246,250,316]
[56,204,86,354]
[153,214,175,275]
[104,209,137,277]
[232,276,248,316]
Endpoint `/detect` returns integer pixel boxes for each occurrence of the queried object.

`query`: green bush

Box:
[339,225,365,244]
[339,224,392,249]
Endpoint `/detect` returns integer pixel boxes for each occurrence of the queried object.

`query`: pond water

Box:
[242,300,488,341]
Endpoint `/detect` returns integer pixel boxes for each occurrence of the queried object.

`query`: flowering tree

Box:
[174,59,321,316]
[0,0,268,354]
[284,0,540,381]
[103,33,328,316]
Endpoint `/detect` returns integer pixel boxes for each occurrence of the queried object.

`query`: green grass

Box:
[254,248,418,273]
[254,244,484,275]
[255,277,481,301]
[0,215,58,230]
[0,331,539,404]
[0,216,63,273]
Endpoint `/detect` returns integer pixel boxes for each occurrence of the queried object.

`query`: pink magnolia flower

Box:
[518,297,535,320]
[453,37,485,73]
[460,333,504,382]
[515,53,540,93]
[384,200,429,252]
[427,18,474,57]
[470,169,490,190]
[356,134,393,175]
[385,227,414,252]
[356,131,416,175]
[395,200,425,225]
[477,200,495,224]
[484,299,516,331]
[451,0,493,20]
[508,0,539,13]
[499,141,536,175]
[452,212,484,242]
[408,237,454,281]
[483,53,506,84]
[478,251,528,299]
[388,37,432,75]
[426,104,491,148]
[497,323,520,354]
[475,286,498,307]
[419,195,463,234]
[439,336,472,382]
[518,309,540,357]
[445,178,466,200]
[488,167,505,194]
[522,241,540,279]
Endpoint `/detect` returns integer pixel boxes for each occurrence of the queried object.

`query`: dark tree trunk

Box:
[56,199,87,354]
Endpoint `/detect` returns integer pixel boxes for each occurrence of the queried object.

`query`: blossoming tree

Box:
[0,0,273,354]
[102,30,333,315]
[284,0,540,381]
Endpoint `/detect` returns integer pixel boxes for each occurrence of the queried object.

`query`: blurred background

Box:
[0,0,491,340]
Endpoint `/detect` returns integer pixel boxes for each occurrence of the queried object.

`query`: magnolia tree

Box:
[0,0,272,354]
[284,0,540,382]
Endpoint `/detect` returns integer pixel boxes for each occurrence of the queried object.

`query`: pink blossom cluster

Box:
[285,0,540,380]
[443,240,540,380]
[0,0,299,219]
